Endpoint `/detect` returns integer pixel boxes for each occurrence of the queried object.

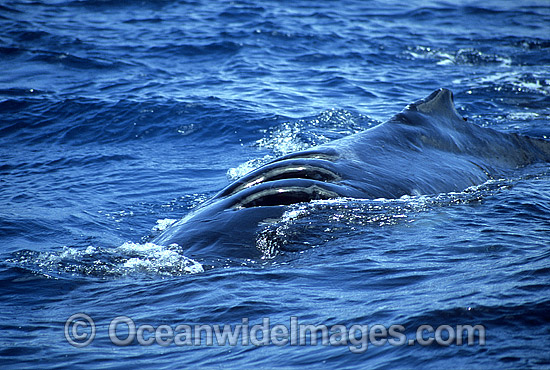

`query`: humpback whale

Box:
[153,88,550,260]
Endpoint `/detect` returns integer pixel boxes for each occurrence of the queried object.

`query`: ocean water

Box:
[1,0,550,368]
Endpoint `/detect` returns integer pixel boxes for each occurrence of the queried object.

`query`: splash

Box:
[118,242,204,275]
[152,218,178,232]
[255,108,376,156]
[6,242,203,279]
[227,109,378,180]
[255,178,514,259]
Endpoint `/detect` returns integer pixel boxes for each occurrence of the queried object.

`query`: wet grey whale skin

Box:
[152,88,550,259]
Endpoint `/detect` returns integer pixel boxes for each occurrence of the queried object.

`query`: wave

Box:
[0,96,275,146]
[145,41,242,58]
[405,46,512,67]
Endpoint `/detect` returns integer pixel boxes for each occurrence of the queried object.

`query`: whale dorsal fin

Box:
[404,88,464,122]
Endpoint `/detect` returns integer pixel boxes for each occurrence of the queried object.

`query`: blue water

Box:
[1,0,550,368]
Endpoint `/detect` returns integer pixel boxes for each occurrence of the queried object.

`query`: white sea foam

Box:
[227,155,274,181]
[454,71,550,96]
[118,242,204,275]
[152,218,178,232]
[9,242,204,277]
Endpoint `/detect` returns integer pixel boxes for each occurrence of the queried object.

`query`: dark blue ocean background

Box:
[1,0,550,368]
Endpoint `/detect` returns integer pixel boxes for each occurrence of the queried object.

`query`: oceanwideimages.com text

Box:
[65,314,486,353]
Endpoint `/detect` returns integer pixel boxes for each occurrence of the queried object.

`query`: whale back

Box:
[152,89,550,259]
[384,88,550,166]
